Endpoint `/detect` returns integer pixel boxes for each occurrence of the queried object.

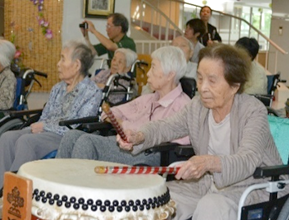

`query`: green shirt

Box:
[93,34,136,60]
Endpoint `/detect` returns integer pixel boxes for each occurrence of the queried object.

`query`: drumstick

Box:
[94,166,180,175]
[102,102,127,141]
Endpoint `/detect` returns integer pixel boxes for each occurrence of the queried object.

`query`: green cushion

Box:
[268,115,289,164]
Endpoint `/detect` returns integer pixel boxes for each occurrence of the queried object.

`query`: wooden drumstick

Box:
[102,102,127,141]
[95,166,180,175]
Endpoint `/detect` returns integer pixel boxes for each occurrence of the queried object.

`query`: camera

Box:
[79,22,88,29]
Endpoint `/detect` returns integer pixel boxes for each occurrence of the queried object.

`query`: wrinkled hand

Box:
[30,122,44,134]
[116,130,144,151]
[175,155,221,180]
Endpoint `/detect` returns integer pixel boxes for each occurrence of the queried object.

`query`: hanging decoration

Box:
[31,0,53,40]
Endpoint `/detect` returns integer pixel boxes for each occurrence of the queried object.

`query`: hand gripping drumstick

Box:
[94,166,180,175]
[102,102,127,142]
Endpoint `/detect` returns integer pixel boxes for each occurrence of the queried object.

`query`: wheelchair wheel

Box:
[277,196,289,220]
[0,118,25,137]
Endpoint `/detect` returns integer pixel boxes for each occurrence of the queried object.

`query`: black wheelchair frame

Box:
[0,68,47,136]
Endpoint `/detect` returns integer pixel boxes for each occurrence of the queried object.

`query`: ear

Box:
[167,71,176,82]
[194,32,200,38]
[232,83,240,94]
[74,59,81,73]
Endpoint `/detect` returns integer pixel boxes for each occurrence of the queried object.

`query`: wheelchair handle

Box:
[33,70,48,78]
[33,77,42,87]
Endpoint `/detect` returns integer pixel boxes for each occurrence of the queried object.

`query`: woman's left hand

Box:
[30,122,44,134]
[175,155,221,180]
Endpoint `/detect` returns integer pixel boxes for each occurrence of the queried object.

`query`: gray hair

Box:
[114,48,137,68]
[0,40,16,68]
[151,46,187,84]
[62,40,94,76]
[178,35,194,51]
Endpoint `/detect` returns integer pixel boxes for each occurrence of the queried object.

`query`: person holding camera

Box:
[80,13,136,63]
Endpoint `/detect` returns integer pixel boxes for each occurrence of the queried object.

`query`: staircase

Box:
[130,0,288,73]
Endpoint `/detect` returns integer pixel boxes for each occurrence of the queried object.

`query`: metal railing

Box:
[131,0,288,73]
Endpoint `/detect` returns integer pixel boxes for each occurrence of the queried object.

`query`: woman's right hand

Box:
[116,130,145,151]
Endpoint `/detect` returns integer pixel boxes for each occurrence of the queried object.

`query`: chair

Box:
[135,54,151,95]
[0,69,47,136]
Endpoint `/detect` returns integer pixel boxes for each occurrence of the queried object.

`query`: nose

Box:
[147,68,152,78]
[198,79,209,93]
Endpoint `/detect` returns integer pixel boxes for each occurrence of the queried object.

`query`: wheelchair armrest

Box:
[145,143,194,157]
[59,116,99,127]
[9,109,43,117]
[81,121,113,133]
[253,164,289,179]
[145,143,194,167]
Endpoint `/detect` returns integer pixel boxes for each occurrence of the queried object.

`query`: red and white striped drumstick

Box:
[94,166,180,175]
[102,103,127,142]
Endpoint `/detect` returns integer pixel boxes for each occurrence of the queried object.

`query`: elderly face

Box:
[171,37,193,62]
[200,7,211,22]
[110,52,130,74]
[147,58,170,92]
[106,17,122,40]
[57,48,80,82]
[197,58,239,111]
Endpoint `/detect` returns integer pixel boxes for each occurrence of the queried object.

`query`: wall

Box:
[0,0,3,37]
[269,0,289,85]
[62,0,131,44]
[62,0,132,73]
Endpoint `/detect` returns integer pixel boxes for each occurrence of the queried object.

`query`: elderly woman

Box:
[142,36,196,95]
[118,44,287,220]
[56,46,190,166]
[91,48,137,104]
[0,39,17,110]
[0,40,102,188]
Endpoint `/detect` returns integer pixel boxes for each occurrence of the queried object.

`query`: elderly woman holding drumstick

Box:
[56,45,190,166]
[117,44,288,220]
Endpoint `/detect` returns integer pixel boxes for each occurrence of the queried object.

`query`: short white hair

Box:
[114,48,137,68]
[0,40,16,67]
[151,46,187,84]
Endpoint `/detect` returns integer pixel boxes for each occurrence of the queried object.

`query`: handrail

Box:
[168,0,288,55]
[132,0,183,40]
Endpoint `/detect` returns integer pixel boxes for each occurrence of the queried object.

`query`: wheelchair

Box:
[0,68,47,136]
[254,72,286,108]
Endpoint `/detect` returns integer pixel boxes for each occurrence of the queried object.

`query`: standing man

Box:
[81,13,136,62]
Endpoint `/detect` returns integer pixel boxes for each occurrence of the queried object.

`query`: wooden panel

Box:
[4,0,63,92]
[2,172,32,220]
[136,54,151,95]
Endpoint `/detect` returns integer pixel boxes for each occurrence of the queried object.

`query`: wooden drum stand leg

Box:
[2,172,32,220]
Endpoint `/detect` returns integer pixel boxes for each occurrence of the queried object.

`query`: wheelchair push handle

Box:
[33,70,48,78]
[102,102,127,142]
